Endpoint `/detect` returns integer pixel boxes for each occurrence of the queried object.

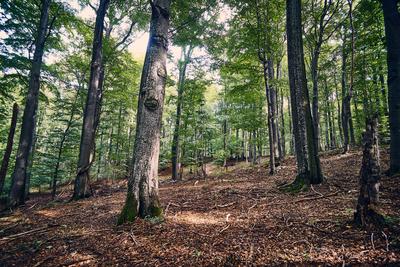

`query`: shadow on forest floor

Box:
[1,149,400,266]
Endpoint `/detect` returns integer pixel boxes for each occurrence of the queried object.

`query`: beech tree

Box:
[286,0,323,187]
[73,0,111,200]
[382,0,400,175]
[118,0,171,223]
[0,103,18,194]
[8,0,52,207]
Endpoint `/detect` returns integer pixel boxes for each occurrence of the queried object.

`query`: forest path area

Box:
[1,150,400,266]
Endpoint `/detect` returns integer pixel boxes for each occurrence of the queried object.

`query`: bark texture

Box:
[354,117,384,227]
[0,103,19,194]
[286,0,323,185]
[8,0,50,207]
[118,0,171,224]
[382,0,400,174]
[73,0,110,200]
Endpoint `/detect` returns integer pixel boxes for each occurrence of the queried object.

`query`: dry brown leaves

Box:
[0,149,399,266]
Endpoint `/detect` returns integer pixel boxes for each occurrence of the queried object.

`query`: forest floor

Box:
[1,149,400,266]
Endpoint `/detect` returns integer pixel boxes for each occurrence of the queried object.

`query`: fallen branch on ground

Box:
[0,224,59,242]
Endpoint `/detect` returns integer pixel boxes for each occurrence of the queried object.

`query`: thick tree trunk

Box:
[8,0,50,207]
[118,0,171,224]
[73,0,110,200]
[286,0,323,185]
[0,103,19,194]
[354,117,384,227]
[382,0,400,175]
[171,46,192,180]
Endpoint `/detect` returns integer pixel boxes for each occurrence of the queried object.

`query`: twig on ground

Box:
[371,233,375,250]
[219,224,230,234]
[310,185,324,197]
[293,191,339,203]
[382,231,389,251]
[27,203,38,210]
[0,222,21,234]
[215,202,236,209]
[129,230,138,245]
[0,224,59,242]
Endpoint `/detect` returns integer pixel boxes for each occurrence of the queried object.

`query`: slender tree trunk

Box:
[0,103,19,194]
[382,0,400,174]
[286,0,323,185]
[171,46,192,180]
[333,67,343,145]
[341,33,351,153]
[52,95,78,199]
[118,0,171,224]
[73,0,110,200]
[378,67,389,115]
[287,94,294,155]
[262,60,276,174]
[223,118,227,170]
[278,65,286,158]
[268,60,280,162]
[311,46,322,151]
[9,0,51,207]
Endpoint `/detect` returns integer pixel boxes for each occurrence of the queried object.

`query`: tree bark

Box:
[382,0,400,175]
[171,46,192,180]
[118,0,171,224]
[354,117,384,227]
[262,60,276,174]
[286,0,323,185]
[73,0,110,200]
[341,31,351,153]
[0,103,19,194]
[8,0,51,207]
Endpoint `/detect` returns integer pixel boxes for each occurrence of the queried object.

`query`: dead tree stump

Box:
[354,117,385,227]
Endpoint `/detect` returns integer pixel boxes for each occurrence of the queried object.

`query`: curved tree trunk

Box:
[382,0,400,175]
[73,0,110,200]
[118,0,171,224]
[9,0,51,207]
[0,103,19,194]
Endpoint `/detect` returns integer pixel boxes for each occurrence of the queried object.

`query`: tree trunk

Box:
[278,67,286,158]
[171,46,192,180]
[286,0,323,185]
[382,0,400,175]
[354,117,384,227]
[341,31,351,153]
[262,60,276,174]
[52,94,78,199]
[118,0,171,224]
[0,103,19,194]
[8,0,51,207]
[73,0,110,200]
[311,47,322,151]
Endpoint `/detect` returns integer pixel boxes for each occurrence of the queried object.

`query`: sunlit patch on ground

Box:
[0,150,399,266]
